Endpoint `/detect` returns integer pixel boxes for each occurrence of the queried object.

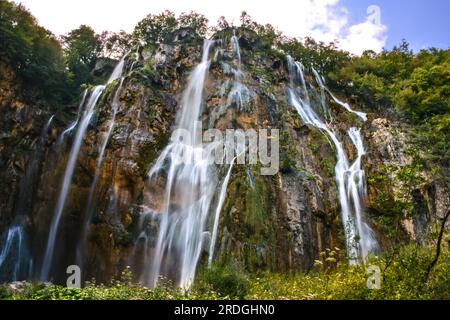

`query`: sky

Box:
[16,0,450,55]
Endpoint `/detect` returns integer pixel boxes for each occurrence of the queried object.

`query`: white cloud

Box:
[17,0,387,55]
[339,19,388,55]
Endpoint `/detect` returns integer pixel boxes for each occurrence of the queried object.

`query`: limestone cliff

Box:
[0,29,447,284]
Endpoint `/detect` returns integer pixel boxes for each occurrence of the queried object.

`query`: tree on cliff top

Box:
[0,0,70,102]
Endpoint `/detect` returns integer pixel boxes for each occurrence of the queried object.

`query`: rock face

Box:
[0,61,54,228]
[0,30,448,284]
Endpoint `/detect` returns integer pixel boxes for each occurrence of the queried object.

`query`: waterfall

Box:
[347,128,379,259]
[0,226,30,282]
[58,90,88,145]
[134,40,226,289]
[76,77,126,268]
[108,52,129,83]
[209,33,252,126]
[130,46,140,71]
[231,31,241,68]
[0,114,54,281]
[287,56,378,262]
[40,52,129,280]
[208,157,236,266]
[40,86,105,280]
[228,31,251,112]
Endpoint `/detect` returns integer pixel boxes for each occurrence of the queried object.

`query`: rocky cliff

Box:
[0,28,448,285]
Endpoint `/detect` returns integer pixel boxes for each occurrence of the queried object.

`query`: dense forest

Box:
[0,1,448,300]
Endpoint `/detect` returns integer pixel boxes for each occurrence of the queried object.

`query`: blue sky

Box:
[342,0,450,52]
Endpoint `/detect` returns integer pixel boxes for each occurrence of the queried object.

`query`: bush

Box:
[195,265,250,299]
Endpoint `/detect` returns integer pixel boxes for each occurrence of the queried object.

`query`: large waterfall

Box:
[132,40,232,289]
[287,56,379,262]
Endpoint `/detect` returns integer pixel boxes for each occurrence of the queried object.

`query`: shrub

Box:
[195,265,250,299]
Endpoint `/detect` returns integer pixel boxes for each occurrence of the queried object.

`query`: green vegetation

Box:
[195,265,250,299]
[0,0,70,102]
[279,130,298,174]
[1,2,448,301]
[0,1,134,104]
[330,44,450,167]
[2,3,447,165]
[62,25,102,88]
[1,245,448,300]
[231,12,449,169]
[133,10,208,46]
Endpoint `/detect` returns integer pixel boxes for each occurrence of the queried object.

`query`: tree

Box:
[0,0,71,102]
[216,16,230,30]
[178,11,209,37]
[100,30,132,59]
[62,25,101,87]
[133,10,178,45]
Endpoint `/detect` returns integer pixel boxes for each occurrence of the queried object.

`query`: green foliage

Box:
[99,30,132,59]
[330,43,450,165]
[2,245,447,300]
[178,11,209,37]
[133,10,209,46]
[62,25,102,87]
[247,245,450,300]
[0,0,71,102]
[141,59,157,79]
[367,164,411,237]
[133,10,179,45]
[279,130,298,174]
[396,160,426,192]
[195,265,250,299]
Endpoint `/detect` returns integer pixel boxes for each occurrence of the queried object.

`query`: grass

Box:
[1,244,449,300]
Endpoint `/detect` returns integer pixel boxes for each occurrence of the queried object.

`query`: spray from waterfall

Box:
[286,56,378,262]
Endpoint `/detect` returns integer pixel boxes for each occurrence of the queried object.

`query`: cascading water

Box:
[347,128,379,259]
[135,40,216,289]
[0,114,54,281]
[0,226,29,281]
[76,56,129,269]
[58,90,88,145]
[40,54,128,280]
[130,46,140,71]
[287,56,378,262]
[227,31,252,112]
[209,32,253,126]
[208,157,236,266]
[40,85,105,280]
